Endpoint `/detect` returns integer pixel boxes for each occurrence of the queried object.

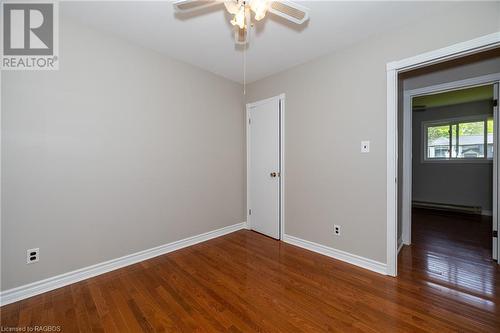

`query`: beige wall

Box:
[1,19,245,290]
[245,2,500,263]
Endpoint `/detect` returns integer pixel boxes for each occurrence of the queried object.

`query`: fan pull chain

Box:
[243,0,247,95]
[243,42,246,95]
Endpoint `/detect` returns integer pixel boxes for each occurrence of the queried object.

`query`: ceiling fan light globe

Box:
[254,12,266,21]
[224,0,240,14]
[231,9,246,29]
[250,0,269,20]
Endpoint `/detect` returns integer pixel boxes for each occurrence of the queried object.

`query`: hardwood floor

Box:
[1,213,499,332]
[398,209,499,331]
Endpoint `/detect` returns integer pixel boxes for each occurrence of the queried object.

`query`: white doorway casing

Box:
[246,94,285,240]
[493,82,499,260]
[386,32,500,277]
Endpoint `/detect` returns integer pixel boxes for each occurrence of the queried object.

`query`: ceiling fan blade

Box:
[268,0,309,24]
[173,0,221,13]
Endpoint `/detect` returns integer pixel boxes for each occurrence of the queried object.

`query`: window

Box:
[423,116,493,162]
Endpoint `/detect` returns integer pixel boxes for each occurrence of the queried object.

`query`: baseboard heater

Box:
[412,201,482,215]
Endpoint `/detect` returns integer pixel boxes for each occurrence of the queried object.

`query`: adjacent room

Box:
[1,1,500,332]
[413,85,495,258]
[399,79,498,294]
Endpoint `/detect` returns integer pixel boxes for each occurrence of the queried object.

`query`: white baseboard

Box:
[397,240,404,254]
[0,222,247,306]
[282,234,387,275]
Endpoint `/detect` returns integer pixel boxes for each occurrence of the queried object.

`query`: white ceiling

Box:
[63,1,457,83]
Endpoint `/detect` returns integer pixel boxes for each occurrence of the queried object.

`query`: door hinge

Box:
[249,118,251,125]
[494,99,498,107]
[494,230,498,238]
[249,209,251,215]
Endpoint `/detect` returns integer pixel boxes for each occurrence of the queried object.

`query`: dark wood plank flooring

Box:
[1,211,499,332]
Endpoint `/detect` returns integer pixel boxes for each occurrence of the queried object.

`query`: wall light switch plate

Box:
[361,141,370,153]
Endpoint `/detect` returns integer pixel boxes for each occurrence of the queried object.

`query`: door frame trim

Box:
[386,31,500,276]
[402,73,500,249]
[246,94,285,240]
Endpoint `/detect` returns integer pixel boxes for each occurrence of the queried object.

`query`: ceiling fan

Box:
[173,0,310,45]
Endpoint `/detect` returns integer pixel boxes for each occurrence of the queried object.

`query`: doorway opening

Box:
[395,49,500,297]
[386,36,500,277]
[401,80,499,256]
[405,84,497,248]
[400,83,498,293]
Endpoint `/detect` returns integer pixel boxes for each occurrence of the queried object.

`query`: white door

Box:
[493,82,499,261]
[247,96,281,239]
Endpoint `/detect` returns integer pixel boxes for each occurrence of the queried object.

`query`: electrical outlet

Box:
[26,248,39,264]
[334,225,341,236]
[361,141,370,153]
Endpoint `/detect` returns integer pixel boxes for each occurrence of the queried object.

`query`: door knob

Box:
[270,172,277,178]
